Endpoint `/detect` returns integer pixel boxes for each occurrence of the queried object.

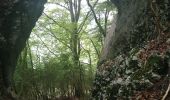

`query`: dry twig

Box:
[162,83,170,100]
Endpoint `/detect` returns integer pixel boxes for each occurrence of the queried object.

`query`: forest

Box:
[14,0,114,99]
[0,0,169,100]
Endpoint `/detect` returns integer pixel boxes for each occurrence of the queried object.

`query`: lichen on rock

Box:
[92,33,170,99]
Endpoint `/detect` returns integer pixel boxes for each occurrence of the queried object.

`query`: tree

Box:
[38,0,111,98]
[0,0,46,99]
[103,0,169,60]
[13,0,107,99]
[92,0,170,99]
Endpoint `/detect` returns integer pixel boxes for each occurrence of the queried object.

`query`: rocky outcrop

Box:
[0,0,46,99]
[93,34,170,99]
[92,0,170,99]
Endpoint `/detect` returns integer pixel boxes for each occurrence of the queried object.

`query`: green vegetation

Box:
[14,0,116,99]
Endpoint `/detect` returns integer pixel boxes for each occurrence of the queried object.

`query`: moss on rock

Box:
[92,35,170,99]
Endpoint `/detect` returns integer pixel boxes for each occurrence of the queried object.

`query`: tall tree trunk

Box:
[0,0,46,99]
[68,0,84,98]
[92,0,170,99]
[105,0,169,59]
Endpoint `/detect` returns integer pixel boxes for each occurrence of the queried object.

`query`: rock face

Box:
[0,0,46,99]
[92,0,170,99]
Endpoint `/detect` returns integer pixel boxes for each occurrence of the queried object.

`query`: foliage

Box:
[13,0,116,99]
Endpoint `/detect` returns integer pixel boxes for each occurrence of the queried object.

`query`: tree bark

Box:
[0,0,46,99]
[92,0,170,99]
[99,0,170,63]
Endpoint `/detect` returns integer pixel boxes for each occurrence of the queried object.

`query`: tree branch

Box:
[77,0,98,34]
[43,12,72,33]
[162,83,170,100]
[46,2,69,10]
[86,0,106,37]
[34,32,58,57]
